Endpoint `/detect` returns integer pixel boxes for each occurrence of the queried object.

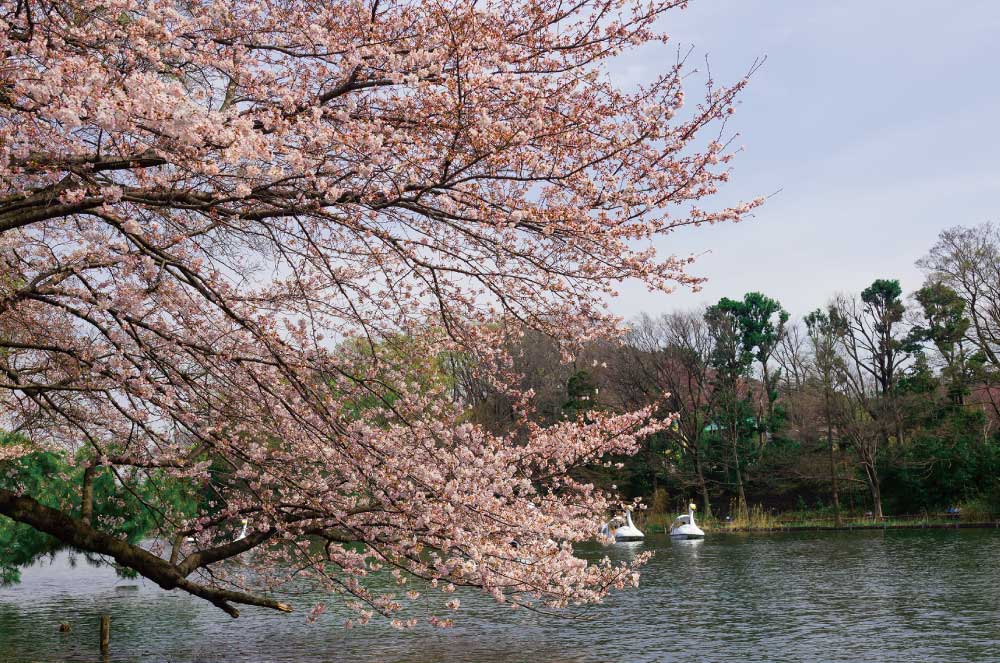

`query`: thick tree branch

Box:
[0,489,292,617]
[177,529,275,576]
[80,465,96,525]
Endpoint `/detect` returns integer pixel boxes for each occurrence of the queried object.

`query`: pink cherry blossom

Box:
[0,0,758,620]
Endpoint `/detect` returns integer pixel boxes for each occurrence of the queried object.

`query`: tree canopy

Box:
[0,0,758,621]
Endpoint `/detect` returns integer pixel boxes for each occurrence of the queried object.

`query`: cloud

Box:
[605,0,1000,320]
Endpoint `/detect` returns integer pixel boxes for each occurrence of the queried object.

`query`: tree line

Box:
[454,223,1000,522]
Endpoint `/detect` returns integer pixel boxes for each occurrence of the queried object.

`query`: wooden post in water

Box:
[99,614,110,653]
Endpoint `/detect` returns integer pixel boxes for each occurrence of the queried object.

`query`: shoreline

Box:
[644,520,1000,534]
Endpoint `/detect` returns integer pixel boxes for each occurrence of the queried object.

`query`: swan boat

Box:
[600,510,645,542]
[669,503,705,539]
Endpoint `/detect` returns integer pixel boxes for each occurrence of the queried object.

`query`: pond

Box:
[1,529,998,662]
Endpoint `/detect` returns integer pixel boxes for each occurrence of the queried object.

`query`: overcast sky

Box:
[607,0,1000,321]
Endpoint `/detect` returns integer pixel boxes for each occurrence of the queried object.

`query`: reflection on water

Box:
[1,530,999,662]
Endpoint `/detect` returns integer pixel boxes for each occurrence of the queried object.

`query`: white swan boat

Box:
[601,510,645,542]
[669,503,705,539]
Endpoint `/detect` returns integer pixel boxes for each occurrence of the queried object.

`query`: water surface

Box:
[1,530,998,662]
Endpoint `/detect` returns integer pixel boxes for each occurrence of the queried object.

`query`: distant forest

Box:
[455,223,1000,521]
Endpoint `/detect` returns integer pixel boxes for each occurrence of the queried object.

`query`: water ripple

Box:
[1,530,998,662]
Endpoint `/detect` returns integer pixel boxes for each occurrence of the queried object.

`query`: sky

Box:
[607,0,1000,320]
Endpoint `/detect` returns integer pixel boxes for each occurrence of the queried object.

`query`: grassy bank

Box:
[639,501,1000,534]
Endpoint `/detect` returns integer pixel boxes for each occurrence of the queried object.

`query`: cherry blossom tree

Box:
[0,0,759,622]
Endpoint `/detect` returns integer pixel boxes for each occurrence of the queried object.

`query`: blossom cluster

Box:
[1,0,755,621]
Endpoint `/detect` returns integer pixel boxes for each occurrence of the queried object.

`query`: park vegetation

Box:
[454,224,1000,528]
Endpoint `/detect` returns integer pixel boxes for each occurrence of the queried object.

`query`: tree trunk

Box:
[737,470,748,517]
[760,358,772,450]
[81,466,97,525]
[732,434,748,517]
[824,392,842,527]
[828,432,842,527]
[862,462,883,520]
[695,454,712,518]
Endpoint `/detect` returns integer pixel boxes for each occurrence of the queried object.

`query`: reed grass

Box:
[636,498,999,534]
